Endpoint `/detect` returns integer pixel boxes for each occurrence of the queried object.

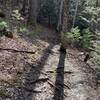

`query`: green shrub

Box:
[19,27,27,33]
[85,0,97,7]
[81,28,94,50]
[63,27,81,46]
[63,27,95,51]
[0,21,8,30]
[0,21,8,36]
[12,10,21,20]
[75,7,100,30]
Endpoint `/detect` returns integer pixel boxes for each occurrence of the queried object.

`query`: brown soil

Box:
[0,25,99,100]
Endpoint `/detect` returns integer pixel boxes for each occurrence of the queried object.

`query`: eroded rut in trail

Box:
[0,26,99,100]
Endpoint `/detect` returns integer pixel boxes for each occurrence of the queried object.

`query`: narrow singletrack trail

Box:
[0,25,99,100]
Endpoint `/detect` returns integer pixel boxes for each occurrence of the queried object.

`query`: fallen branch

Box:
[0,48,35,54]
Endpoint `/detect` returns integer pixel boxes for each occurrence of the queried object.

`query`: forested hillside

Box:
[0,0,100,100]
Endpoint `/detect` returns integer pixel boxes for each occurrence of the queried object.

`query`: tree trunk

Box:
[28,0,38,26]
[59,0,71,52]
[62,0,71,33]
[56,0,64,32]
[96,0,100,7]
[72,0,79,28]
[21,0,28,14]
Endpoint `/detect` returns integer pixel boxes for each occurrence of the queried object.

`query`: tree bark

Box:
[56,0,64,32]
[59,0,71,52]
[21,0,28,14]
[72,0,79,28]
[62,0,71,33]
[96,0,100,7]
[28,0,38,26]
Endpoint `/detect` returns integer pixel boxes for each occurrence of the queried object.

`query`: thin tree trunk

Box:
[56,0,64,32]
[62,0,71,33]
[72,0,79,28]
[60,0,71,52]
[96,0,100,7]
[28,0,38,26]
[21,0,28,14]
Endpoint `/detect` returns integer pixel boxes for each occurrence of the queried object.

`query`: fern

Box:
[63,27,81,46]
[0,21,8,29]
[81,28,94,50]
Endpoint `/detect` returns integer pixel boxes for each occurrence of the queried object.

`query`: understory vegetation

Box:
[0,0,99,63]
[64,1,100,64]
[0,0,100,99]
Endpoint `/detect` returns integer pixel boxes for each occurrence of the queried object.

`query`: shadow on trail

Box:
[53,52,66,100]
[18,44,55,100]
[13,26,61,100]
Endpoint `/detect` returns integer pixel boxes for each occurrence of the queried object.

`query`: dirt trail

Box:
[0,25,99,100]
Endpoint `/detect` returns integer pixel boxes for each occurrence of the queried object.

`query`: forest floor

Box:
[0,24,100,100]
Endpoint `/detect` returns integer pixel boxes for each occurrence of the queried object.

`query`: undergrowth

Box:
[64,27,100,62]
